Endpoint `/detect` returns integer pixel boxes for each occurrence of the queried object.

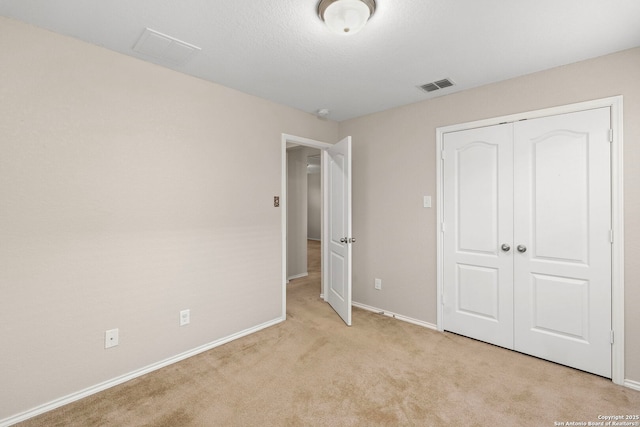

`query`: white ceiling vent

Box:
[133,28,201,65]
[418,78,455,93]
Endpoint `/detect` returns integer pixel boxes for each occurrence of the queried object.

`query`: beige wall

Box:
[307,166,322,241]
[286,147,307,279]
[287,146,321,278]
[340,47,640,383]
[0,17,338,420]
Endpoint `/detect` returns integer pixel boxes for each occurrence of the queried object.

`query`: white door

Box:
[442,124,514,348]
[442,108,612,377]
[324,136,353,326]
[513,108,612,377]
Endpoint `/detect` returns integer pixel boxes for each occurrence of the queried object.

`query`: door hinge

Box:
[441,150,446,160]
[608,129,613,143]
[609,230,614,244]
[441,293,446,305]
[441,222,446,233]
[610,330,615,344]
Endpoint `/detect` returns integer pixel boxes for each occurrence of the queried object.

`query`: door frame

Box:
[280,133,333,319]
[435,96,625,385]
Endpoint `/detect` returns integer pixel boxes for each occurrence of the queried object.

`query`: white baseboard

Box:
[624,379,640,391]
[287,272,308,281]
[352,301,438,330]
[0,317,285,427]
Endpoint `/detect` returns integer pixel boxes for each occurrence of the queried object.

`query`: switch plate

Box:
[374,278,382,290]
[180,309,190,326]
[105,328,119,349]
[423,196,432,208]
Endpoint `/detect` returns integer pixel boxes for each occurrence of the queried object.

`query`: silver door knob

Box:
[517,245,527,253]
[340,237,347,243]
[349,238,356,243]
[501,244,511,252]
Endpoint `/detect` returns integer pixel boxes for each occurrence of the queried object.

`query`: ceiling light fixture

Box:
[318,0,376,35]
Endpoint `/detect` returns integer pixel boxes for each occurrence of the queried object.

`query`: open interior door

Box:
[324,136,353,326]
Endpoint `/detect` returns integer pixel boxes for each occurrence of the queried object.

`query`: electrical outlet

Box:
[105,328,119,349]
[374,278,382,290]
[180,309,190,326]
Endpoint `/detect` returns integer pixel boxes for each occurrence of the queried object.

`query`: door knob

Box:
[349,238,356,243]
[340,238,347,243]
[517,245,527,253]
[501,244,511,252]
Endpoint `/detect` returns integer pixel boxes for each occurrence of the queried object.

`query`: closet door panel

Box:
[442,124,514,349]
[529,134,589,263]
[513,108,612,378]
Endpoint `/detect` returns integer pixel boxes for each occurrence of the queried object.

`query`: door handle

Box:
[349,238,356,243]
[517,245,527,253]
[340,237,347,243]
[501,244,511,252]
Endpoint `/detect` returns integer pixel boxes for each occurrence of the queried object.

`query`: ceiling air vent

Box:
[418,78,455,93]
[133,28,201,65]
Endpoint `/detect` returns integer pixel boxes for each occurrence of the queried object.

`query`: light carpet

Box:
[17,240,640,426]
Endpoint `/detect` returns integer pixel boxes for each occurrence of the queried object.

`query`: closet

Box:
[441,107,612,377]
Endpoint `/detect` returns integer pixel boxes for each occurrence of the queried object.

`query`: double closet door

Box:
[442,108,612,378]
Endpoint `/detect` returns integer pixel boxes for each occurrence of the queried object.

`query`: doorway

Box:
[281,134,354,326]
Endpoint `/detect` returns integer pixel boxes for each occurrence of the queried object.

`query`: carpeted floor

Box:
[17,240,640,426]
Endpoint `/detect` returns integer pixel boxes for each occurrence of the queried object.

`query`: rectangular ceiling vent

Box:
[133,28,201,65]
[418,78,455,93]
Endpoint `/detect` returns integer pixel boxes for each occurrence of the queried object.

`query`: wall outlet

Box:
[374,278,382,290]
[105,328,119,349]
[180,309,190,326]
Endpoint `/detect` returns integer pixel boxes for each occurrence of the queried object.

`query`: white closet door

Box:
[442,124,514,349]
[513,108,612,377]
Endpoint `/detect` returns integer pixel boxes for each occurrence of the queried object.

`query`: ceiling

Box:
[1,0,639,122]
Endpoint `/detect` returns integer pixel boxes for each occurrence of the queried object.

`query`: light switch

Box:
[423,196,432,208]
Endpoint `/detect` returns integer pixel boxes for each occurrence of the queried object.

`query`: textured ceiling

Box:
[1,0,639,121]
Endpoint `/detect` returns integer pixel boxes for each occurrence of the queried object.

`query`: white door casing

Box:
[441,106,614,378]
[281,134,353,326]
[325,137,353,326]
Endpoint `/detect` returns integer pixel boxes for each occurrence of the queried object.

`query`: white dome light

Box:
[318,0,376,35]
